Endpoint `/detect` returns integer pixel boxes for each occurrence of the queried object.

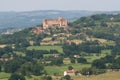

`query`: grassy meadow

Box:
[45,63,91,76]
[0,72,10,80]
[27,46,63,53]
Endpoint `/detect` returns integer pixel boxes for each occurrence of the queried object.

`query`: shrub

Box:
[81,67,106,75]
[41,76,52,80]
[61,75,71,80]
[68,66,73,70]
[70,58,75,63]
[77,57,87,63]
[9,73,25,80]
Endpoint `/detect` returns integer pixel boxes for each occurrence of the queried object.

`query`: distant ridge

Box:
[0,10,120,33]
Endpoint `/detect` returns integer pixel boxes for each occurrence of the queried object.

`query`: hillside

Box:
[0,13,120,80]
[1,13,120,47]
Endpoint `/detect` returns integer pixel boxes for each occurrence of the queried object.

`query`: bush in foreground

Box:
[9,73,25,80]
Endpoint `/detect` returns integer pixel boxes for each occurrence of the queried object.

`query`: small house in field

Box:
[74,55,80,58]
[64,70,75,76]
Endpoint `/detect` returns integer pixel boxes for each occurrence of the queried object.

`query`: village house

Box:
[74,55,80,58]
[64,69,75,76]
[32,27,44,34]
[64,69,82,76]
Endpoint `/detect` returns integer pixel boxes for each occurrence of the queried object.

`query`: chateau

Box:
[43,16,68,29]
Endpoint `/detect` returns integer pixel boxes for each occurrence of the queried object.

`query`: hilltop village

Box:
[32,16,68,34]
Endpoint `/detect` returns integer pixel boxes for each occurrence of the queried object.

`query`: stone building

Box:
[43,16,68,29]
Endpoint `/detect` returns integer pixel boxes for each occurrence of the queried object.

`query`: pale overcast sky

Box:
[0,0,120,11]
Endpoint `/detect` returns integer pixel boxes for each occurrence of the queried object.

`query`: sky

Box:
[0,0,120,12]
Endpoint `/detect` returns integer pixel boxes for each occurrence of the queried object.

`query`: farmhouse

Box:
[64,70,75,76]
[43,16,68,29]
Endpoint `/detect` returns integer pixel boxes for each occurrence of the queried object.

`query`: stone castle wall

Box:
[43,16,68,29]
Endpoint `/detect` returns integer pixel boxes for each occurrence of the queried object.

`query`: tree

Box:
[100,21,108,27]
[103,55,115,63]
[50,49,58,54]
[41,76,52,80]
[110,57,120,69]
[31,63,44,76]
[51,57,63,65]
[9,73,25,80]
[70,58,75,63]
[20,63,31,76]
[0,63,1,72]
[4,59,22,73]
[4,46,13,53]
[63,43,79,56]
[77,57,87,64]
[81,67,92,75]
[21,39,30,47]
[63,75,71,80]
[68,66,73,70]
[20,62,44,76]
[112,44,120,55]
[92,59,106,69]
[81,67,106,75]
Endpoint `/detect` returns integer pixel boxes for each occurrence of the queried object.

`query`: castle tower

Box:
[43,19,48,29]
[43,16,68,29]
[58,16,62,26]
[58,16,62,20]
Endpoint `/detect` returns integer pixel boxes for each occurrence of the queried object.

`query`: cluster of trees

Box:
[0,57,46,80]
[112,44,120,55]
[0,57,45,75]
[0,28,48,47]
[51,57,64,65]
[63,41,104,56]
[70,57,87,64]
[92,55,120,69]
[0,46,62,80]
[81,67,106,76]
[9,73,25,80]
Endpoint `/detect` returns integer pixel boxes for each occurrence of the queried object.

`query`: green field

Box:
[84,54,106,63]
[45,63,91,76]
[101,49,111,55]
[27,46,63,53]
[0,72,10,80]
[72,71,120,80]
[1,71,120,80]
